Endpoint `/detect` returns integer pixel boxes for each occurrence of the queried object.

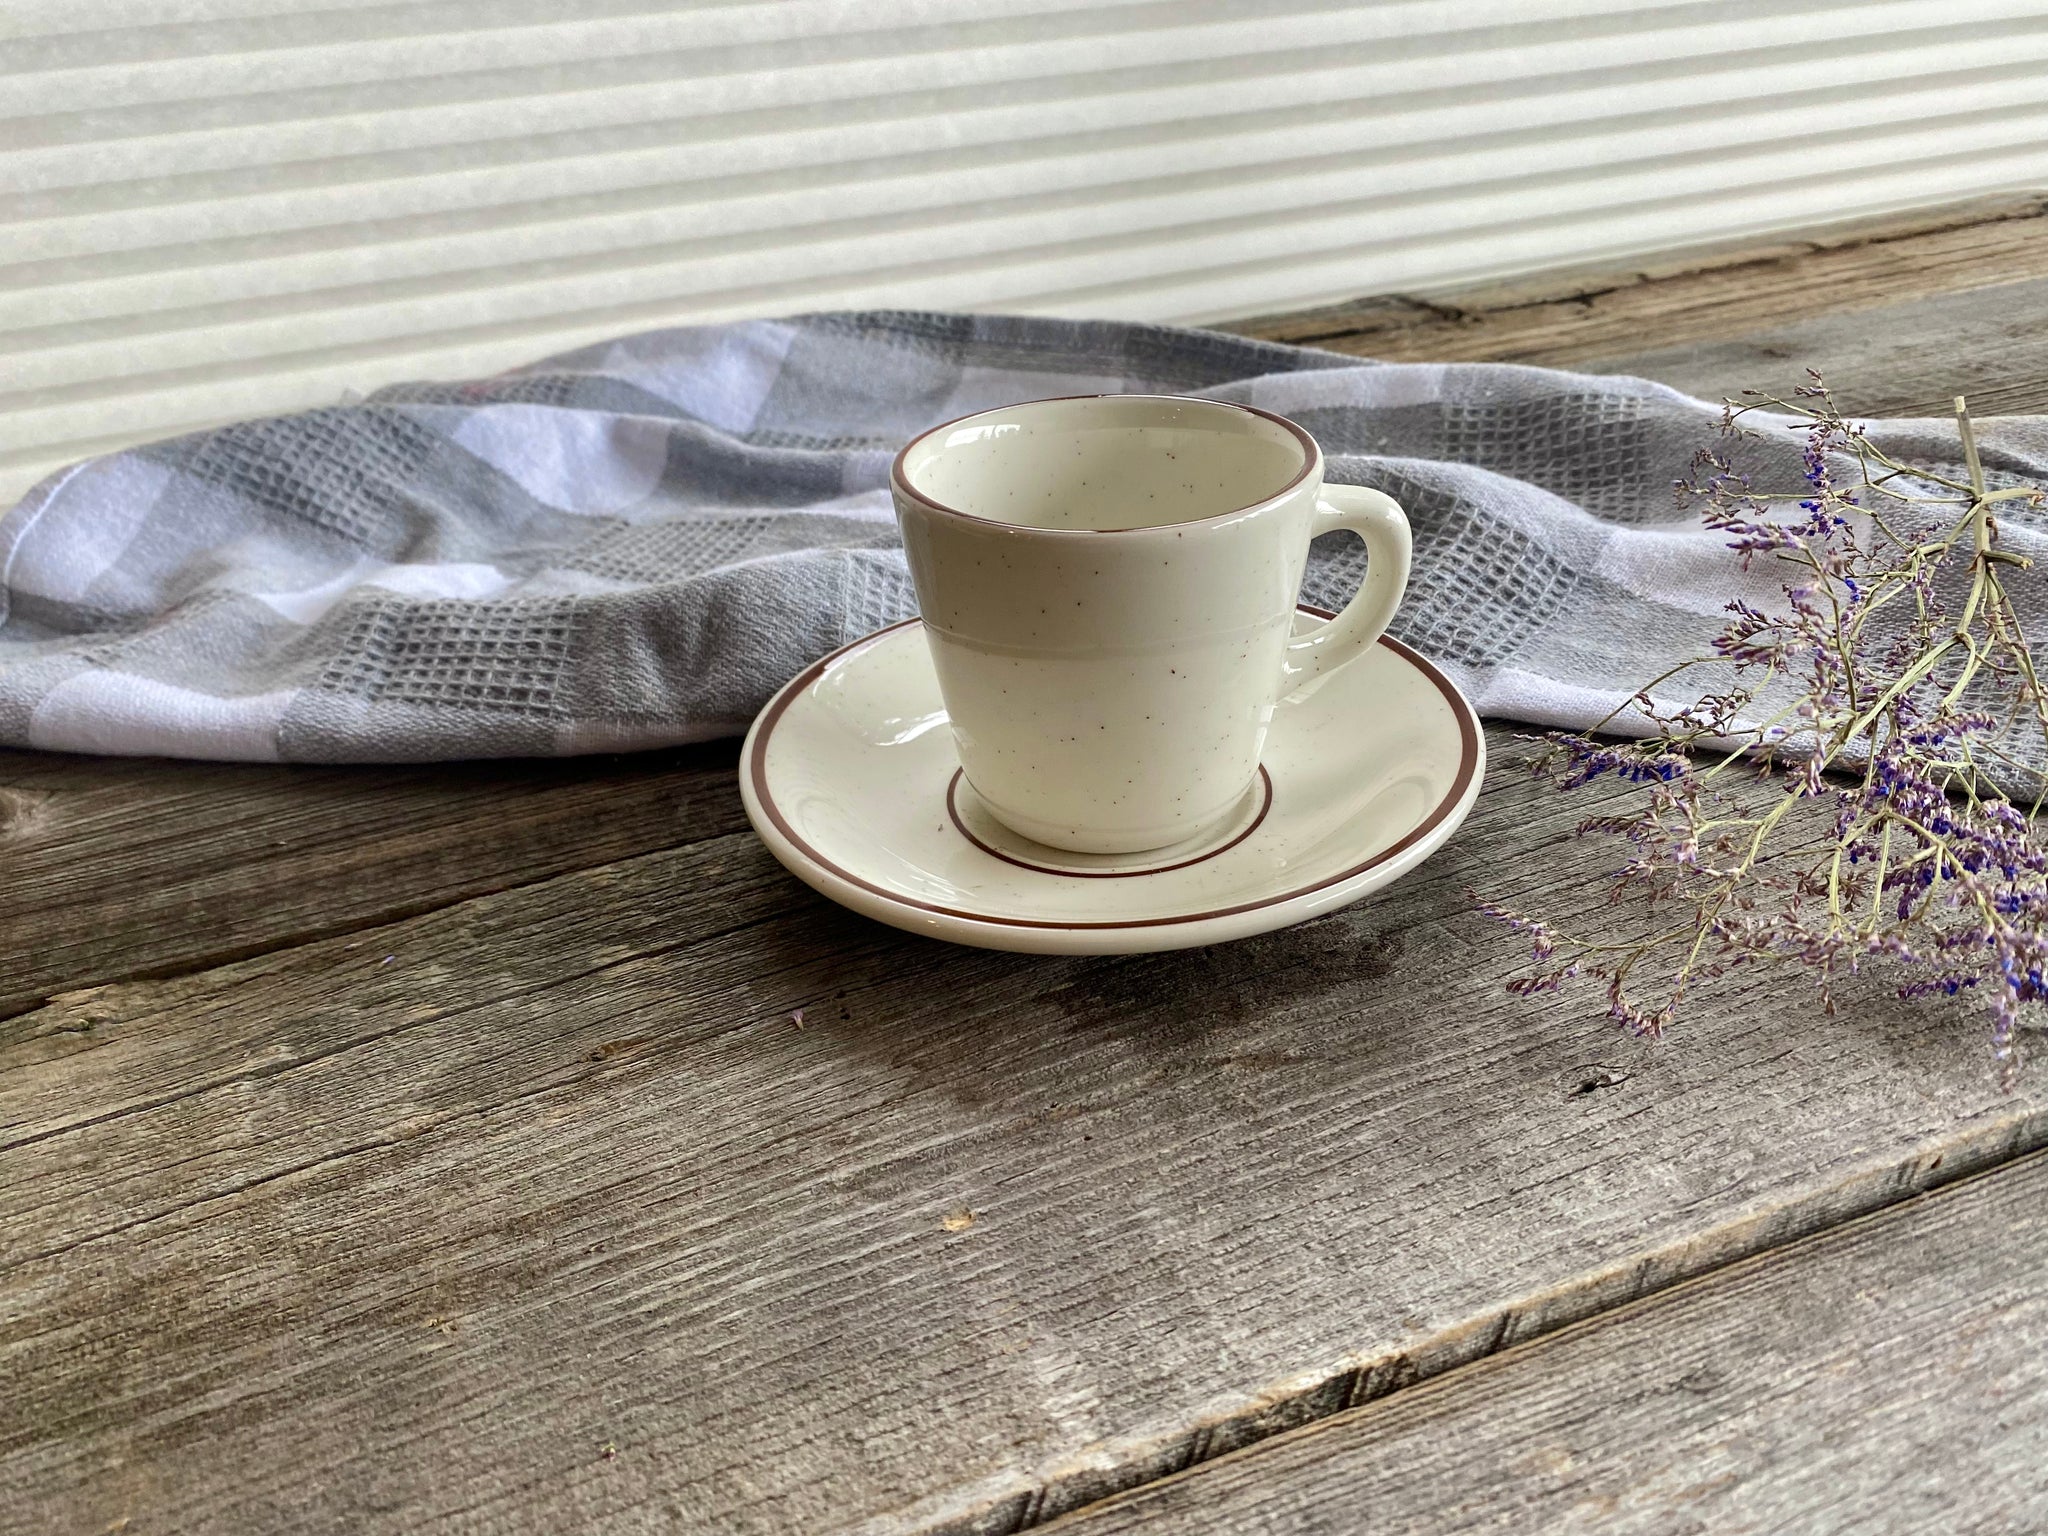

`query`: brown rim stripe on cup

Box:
[745,607,1484,933]
[889,394,1321,536]
[945,765,1274,879]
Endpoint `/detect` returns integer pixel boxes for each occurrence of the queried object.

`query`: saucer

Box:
[740,607,1484,954]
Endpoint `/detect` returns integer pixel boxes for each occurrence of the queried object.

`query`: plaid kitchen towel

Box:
[4,310,2046,761]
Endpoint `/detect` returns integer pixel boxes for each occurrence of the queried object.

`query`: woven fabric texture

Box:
[5,310,2045,762]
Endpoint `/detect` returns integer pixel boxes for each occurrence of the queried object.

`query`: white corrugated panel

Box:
[6,0,2048,503]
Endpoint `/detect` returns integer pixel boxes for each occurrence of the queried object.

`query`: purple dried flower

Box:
[1480,380,2045,1083]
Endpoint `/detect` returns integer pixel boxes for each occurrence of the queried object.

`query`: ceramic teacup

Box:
[891,394,1410,855]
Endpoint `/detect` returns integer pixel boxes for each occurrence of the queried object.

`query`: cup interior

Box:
[897,395,1310,531]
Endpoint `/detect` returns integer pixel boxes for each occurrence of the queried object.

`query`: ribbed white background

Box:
[7,0,2048,506]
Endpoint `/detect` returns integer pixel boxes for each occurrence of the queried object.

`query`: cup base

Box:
[952,770,1272,872]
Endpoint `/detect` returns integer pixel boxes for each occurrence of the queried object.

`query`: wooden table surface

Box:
[7,197,2048,1536]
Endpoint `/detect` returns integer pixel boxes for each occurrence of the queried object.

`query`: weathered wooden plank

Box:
[0,744,745,1020]
[1582,272,2048,420]
[1228,192,2048,378]
[1050,1150,2048,1535]
[1,728,2042,1535]
[1233,192,2048,419]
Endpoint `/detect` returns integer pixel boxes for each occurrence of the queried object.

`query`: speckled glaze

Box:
[738,611,1483,954]
[893,394,1411,854]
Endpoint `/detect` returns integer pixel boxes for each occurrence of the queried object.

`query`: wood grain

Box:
[0,743,745,1020]
[2,729,2042,1535]
[1049,1151,2048,1535]
[1578,273,2048,420]
[1228,192,2048,380]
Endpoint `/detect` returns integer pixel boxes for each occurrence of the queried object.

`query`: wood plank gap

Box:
[0,898,825,1271]
[1041,1142,2048,1534]
[970,1100,2048,1534]
[0,740,747,1019]
[0,806,747,1029]
[0,827,791,1128]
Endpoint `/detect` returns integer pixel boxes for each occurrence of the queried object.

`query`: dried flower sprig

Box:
[1484,377,2048,1080]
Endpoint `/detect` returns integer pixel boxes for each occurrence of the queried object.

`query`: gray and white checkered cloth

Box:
[4,310,2046,761]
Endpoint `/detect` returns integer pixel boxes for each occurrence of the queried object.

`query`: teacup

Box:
[891,394,1409,855]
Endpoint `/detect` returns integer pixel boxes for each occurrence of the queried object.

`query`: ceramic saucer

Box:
[740,607,1484,954]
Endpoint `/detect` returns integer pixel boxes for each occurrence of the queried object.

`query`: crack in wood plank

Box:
[0,878,796,1162]
[0,743,747,1021]
[937,1104,2048,1534]
[1043,1148,2048,1533]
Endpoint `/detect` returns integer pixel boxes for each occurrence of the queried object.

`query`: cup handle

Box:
[1282,483,1411,694]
